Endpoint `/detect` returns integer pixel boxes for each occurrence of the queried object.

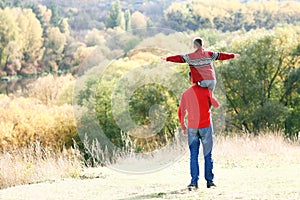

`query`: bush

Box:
[0,95,77,149]
[24,74,75,105]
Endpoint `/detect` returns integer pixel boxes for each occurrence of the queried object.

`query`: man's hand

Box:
[183,129,188,136]
[160,57,166,61]
[234,54,240,58]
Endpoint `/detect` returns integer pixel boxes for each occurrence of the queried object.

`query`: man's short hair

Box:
[193,37,203,48]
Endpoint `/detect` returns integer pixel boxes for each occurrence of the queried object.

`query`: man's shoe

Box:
[187,183,198,191]
[207,181,216,188]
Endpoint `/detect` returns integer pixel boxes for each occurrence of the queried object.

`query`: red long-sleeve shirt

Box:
[178,85,213,130]
[166,48,235,83]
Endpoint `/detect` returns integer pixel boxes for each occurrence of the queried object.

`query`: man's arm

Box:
[162,55,185,63]
[208,51,240,60]
[208,90,219,108]
[178,95,187,134]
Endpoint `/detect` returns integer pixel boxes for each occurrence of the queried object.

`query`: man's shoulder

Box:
[184,85,209,94]
[182,87,192,95]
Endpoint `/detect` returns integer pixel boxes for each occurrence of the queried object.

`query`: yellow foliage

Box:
[0,95,77,149]
[25,74,75,105]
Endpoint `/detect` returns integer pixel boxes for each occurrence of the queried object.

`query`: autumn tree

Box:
[43,27,67,71]
[0,8,20,70]
[16,8,44,64]
[131,11,148,35]
[163,2,191,32]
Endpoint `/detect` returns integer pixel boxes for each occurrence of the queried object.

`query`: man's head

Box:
[193,37,203,49]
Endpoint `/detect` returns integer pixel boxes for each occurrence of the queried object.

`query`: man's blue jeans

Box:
[188,126,214,185]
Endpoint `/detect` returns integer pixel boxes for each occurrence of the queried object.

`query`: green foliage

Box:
[49,1,62,27]
[106,0,121,29]
[129,83,178,135]
[124,9,130,31]
[164,0,300,32]
[163,2,191,32]
[75,52,184,152]
[220,27,300,136]
[283,67,300,138]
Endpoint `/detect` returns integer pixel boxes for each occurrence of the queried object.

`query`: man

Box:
[178,72,218,190]
[162,37,240,105]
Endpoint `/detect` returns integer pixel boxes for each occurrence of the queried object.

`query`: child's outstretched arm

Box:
[161,55,186,63]
[208,52,240,60]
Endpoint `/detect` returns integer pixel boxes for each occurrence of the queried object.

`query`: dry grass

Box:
[0,141,83,190]
[215,131,298,156]
[0,132,299,200]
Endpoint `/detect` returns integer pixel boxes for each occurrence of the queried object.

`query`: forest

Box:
[0,0,299,158]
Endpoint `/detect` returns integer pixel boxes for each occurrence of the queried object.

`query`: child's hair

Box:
[193,37,203,48]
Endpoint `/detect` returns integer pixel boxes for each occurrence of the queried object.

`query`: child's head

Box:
[193,37,203,49]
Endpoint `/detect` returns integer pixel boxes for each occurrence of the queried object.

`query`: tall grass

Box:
[1,131,298,190]
[214,131,300,168]
[81,129,187,168]
[0,141,83,190]
[0,74,83,190]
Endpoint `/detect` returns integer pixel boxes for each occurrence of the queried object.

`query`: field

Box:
[0,133,299,200]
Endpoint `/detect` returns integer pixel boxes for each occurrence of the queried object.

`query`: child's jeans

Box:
[197,80,216,91]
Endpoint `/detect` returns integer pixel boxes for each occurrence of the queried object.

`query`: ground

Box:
[0,135,300,200]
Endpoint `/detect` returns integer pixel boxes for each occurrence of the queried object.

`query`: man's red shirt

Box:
[178,85,213,130]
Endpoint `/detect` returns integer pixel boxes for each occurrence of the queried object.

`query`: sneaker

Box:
[207,181,216,188]
[187,183,198,190]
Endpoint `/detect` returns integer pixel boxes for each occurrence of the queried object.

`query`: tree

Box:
[49,1,62,27]
[59,18,70,36]
[0,8,20,69]
[283,65,300,138]
[3,41,23,74]
[0,0,8,9]
[16,8,44,64]
[43,27,67,71]
[84,29,106,47]
[13,0,21,7]
[131,11,147,35]
[106,0,121,29]
[220,27,300,134]
[124,9,130,31]
[163,2,191,32]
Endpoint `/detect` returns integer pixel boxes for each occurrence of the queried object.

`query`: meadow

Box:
[0,132,299,200]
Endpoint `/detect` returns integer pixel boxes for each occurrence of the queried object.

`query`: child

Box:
[162,37,240,106]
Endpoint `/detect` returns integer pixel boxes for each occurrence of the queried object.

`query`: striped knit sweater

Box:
[166,48,235,83]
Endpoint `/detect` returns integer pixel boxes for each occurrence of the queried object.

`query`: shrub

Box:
[0,95,77,149]
[24,74,75,106]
